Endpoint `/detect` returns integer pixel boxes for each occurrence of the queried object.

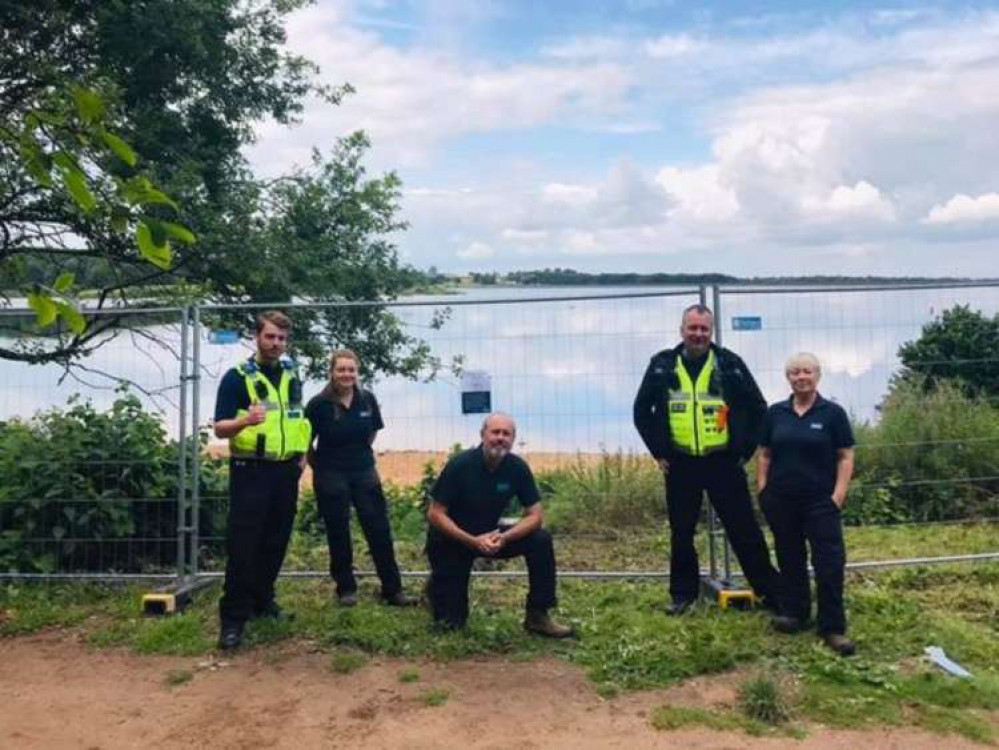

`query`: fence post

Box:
[175,307,190,585]
[190,305,203,577]
[711,284,734,582]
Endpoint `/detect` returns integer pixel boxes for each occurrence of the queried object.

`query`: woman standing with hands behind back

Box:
[757,353,855,656]
[306,349,415,608]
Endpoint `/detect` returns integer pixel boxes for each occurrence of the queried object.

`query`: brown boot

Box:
[524,609,574,639]
[823,633,856,657]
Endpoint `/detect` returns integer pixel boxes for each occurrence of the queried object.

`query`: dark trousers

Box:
[761,488,847,635]
[427,528,558,629]
[219,458,300,624]
[314,466,402,598]
[666,453,778,603]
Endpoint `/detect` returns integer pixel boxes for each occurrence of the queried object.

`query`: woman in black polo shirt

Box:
[306,349,413,607]
[757,352,855,656]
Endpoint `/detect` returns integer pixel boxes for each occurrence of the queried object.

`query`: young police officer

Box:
[213,311,311,649]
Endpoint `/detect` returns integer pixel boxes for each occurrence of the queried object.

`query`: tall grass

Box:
[539,452,665,533]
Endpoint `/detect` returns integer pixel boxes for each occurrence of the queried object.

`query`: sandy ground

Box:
[205,445,615,488]
[1,634,993,750]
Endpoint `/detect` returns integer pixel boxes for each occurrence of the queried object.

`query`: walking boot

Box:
[823,633,856,657]
[524,609,574,639]
[772,616,811,634]
[382,590,419,607]
[218,621,244,651]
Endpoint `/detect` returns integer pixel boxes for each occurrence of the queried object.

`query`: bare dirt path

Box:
[1,634,991,749]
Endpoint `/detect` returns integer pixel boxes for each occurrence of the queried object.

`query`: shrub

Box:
[850,379,999,524]
[0,394,226,573]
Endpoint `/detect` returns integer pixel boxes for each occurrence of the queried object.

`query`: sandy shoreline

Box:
[205,445,638,486]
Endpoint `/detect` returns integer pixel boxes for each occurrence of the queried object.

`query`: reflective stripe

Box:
[231,363,312,460]
[668,351,730,456]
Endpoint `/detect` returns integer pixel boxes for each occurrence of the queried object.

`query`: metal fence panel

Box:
[2,283,998,582]
[0,308,189,579]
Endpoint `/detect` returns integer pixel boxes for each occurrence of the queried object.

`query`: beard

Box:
[483,442,510,463]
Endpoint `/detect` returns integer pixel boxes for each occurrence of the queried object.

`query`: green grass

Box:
[650,705,745,731]
[398,667,421,683]
[328,649,369,674]
[738,673,791,725]
[421,686,450,707]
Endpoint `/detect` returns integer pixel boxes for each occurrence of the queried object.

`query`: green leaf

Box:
[71,87,105,124]
[145,218,196,247]
[136,223,172,269]
[52,151,81,172]
[160,220,196,245]
[120,177,178,210]
[27,292,58,328]
[19,140,52,187]
[54,302,87,335]
[53,272,75,293]
[101,130,137,167]
[147,219,168,248]
[110,206,131,233]
[62,169,97,213]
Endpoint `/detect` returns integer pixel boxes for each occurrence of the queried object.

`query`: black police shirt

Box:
[305,389,384,472]
[429,446,540,539]
[760,394,854,497]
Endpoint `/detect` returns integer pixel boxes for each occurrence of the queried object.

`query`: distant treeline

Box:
[497,268,986,287]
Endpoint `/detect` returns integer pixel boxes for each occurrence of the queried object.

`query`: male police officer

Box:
[633,304,777,615]
[426,413,572,637]
[213,310,311,649]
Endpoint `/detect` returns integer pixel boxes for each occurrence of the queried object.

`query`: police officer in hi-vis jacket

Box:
[633,304,778,615]
[213,310,312,649]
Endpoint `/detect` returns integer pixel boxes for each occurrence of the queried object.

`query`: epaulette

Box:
[237,358,259,376]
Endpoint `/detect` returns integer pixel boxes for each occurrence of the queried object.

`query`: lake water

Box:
[1,283,997,454]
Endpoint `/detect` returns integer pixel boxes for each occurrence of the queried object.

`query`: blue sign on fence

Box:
[731,316,763,331]
[209,329,241,344]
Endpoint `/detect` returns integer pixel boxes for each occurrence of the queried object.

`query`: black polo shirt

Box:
[429,446,540,539]
[760,394,854,497]
[214,359,285,422]
[305,388,384,472]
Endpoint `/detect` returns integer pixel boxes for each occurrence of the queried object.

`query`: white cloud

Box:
[923,193,999,225]
[542,183,598,206]
[656,165,739,222]
[644,33,705,59]
[457,240,495,260]
[802,181,896,222]
[501,228,549,243]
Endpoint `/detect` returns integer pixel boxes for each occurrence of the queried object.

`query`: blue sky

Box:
[249,1,999,276]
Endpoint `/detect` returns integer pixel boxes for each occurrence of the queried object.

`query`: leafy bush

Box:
[849,378,999,524]
[0,394,226,573]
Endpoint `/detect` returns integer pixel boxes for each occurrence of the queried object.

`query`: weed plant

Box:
[738,673,791,724]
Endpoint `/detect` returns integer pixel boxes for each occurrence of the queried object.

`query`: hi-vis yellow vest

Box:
[230,360,312,460]
[668,351,730,456]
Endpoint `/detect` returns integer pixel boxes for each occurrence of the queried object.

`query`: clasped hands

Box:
[471,530,506,556]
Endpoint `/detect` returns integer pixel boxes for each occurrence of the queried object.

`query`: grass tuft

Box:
[328,649,369,674]
[421,687,450,707]
[738,673,791,725]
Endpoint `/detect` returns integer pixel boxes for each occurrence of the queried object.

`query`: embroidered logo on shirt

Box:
[359,411,372,417]
[810,423,824,430]
[496,482,511,493]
